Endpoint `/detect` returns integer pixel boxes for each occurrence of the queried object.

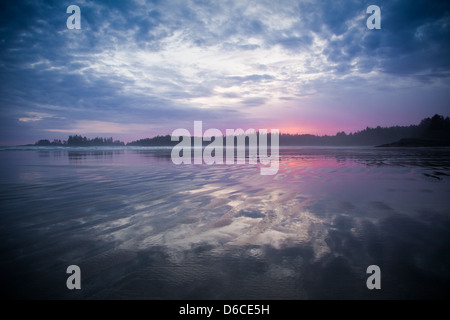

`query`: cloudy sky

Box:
[0,0,449,145]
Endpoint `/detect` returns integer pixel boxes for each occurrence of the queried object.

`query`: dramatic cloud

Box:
[0,0,449,144]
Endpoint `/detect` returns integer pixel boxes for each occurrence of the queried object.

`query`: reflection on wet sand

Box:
[0,147,449,299]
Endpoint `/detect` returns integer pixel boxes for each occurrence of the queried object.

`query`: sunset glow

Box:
[1,1,449,145]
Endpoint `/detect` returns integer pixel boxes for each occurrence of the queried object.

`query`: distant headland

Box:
[33,135,125,147]
[31,114,450,147]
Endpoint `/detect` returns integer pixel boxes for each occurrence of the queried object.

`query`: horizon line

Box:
[3,114,448,147]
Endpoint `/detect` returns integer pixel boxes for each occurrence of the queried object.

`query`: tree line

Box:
[126,114,450,147]
[35,135,125,146]
[34,114,450,147]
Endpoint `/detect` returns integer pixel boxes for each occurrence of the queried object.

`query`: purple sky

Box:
[1,0,449,145]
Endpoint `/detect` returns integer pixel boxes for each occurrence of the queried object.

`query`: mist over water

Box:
[0,147,449,299]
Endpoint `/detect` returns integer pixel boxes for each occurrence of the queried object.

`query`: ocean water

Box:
[0,146,449,299]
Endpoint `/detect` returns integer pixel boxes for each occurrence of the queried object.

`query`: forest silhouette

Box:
[34,114,450,147]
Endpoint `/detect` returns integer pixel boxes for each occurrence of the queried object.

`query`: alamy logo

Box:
[366,5,381,30]
[66,265,81,290]
[366,265,381,290]
[66,5,81,29]
[171,121,279,175]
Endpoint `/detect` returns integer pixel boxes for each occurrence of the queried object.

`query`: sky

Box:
[0,0,449,145]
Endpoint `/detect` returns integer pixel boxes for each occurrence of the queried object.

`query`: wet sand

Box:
[0,147,449,299]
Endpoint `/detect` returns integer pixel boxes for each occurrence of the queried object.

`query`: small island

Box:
[34,135,125,147]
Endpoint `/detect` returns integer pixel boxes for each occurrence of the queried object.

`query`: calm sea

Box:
[0,146,449,299]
